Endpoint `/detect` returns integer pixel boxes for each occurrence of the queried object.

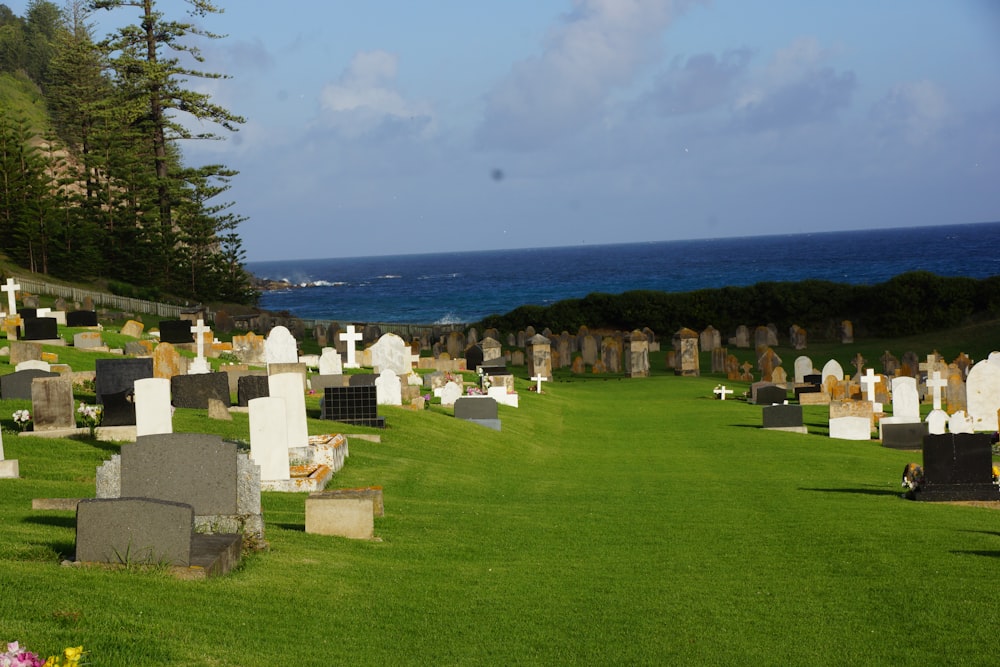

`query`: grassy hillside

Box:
[1,323,998,664]
[0,71,50,134]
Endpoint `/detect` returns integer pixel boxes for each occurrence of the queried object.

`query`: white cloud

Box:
[477,0,698,151]
[871,80,951,144]
[319,50,434,139]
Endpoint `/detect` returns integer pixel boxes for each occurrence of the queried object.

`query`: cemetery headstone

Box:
[829,416,871,440]
[30,375,75,431]
[264,325,298,366]
[0,428,18,478]
[134,377,173,436]
[188,319,212,374]
[269,372,309,448]
[454,396,501,431]
[375,369,402,406]
[437,381,462,406]
[340,325,363,369]
[793,356,814,384]
[762,404,806,433]
[158,319,194,344]
[966,352,1000,432]
[371,333,411,374]
[237,375,270,407]
[22,317,58,341]
[527,334,553,381]
[915,433,999,501]
[66,310,98,327]
[120,320,144,338]
[627,330,651,378]
[318,347,343,375]
[464,344,485,373]
[881,422,928,450]
[76,498,196,566]
[170,372,231,409]
[1,369,59,400]
[249,396,290,482]
[321,385,385,427]
[152,341,186,379]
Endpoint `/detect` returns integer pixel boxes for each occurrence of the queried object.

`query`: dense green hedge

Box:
[477,271,1000,339]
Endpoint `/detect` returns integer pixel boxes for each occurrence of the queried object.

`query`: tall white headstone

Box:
[967,352,1000,432]
[339,325,363,369]
[268,372,308,448]
[370,333,411,375]
[318,347,343,375]
[793,356,813,384]
[265,326,299,366]
[0,427,18,478]
[820,359,844,384]
[375,369,402,405]
[134,377,173,437]
[249,396,290,481]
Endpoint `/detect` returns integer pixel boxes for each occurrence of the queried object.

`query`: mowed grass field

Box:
[2,328,1000,665]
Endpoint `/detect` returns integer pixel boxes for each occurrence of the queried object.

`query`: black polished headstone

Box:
[803,374,822,387]
[66,310,98,327]
[762,404,803,429]
[320,385,384,428]
[95,358,153,404]
[158,319,194,344]
[0,369,59,400]
[794,385,822,400]
[17,307,37,319]
[881,422,928,450]
[237,375,270,407]
[480,364,510,375]
[101,390,136,426]
[465,345,484,372]
[916,433,999,501]
[171,372,231,409]
[21,317,58,341]
[754,385,788,406]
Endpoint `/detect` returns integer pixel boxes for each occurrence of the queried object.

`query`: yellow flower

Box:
[64,646,84,661]
[43,658,57,667]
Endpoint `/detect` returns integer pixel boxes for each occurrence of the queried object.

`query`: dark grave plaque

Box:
[101,390,136,426]
[881,422,928,450]
[17,307,37,319]
[454,396,501,431]
[320,385,385,428]
[66,310,98,327]
[159,319,194,344]
[237,375,270,407]
[915,433,999,501]
[465,345,484,372]
[95,358,153,404]
[803,374,822,387]
[0,369,59,400]
[480,364,510,375]
[794,385,822,400]
[75,498,194,566]
[22,317,58,341]
[762,404,803,429]
[348,374,377,387]
[171,372,231,409]
[754,384,788,406]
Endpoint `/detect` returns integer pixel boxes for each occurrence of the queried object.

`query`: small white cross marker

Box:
[713,385,733,400]
[189,318,211,374]
[531,374,548,393]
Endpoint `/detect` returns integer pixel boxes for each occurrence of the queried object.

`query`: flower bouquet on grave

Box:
[901,462,924,496]
[477,367,492,392]
[76,403,103,438]
[0,641,86,667]
[11,409,31,432]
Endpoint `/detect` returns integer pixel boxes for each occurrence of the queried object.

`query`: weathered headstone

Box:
[31,375,75,431]
[793,356,814,384]
[264,325,298,366]
[527,334,553,381]
[0,428,18,478]
[627,330,651,378]
[371,333,410,374]
[318,347,343,375]
[436,381,462,406]
[121,319,144,338]
[375,369,402,406]
[76,498,196,566]
[153,342,186,379]
[231,331,266,364]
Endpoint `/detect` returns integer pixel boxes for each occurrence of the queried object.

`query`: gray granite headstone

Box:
[2,369,58,400]
[95,358,153,404]
[348,374,378,387]
[170,372,231,409]
[881,422,928,450]
[121,433,238,515]
[454,396,501,431]
[237,375,270,407]
[75,497,193,566]
[762,404,803,429]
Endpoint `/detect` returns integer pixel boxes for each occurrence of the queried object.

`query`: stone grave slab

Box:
[320,386,385,428]
[9,340,42,365]
[454,396,501,431]
[158,319,194,344]
[134,377,173,437]
[348,373,377,387]
[915,433,999,501]
[829,416,871,441]
[237,374,270,407]
[95,358,153,403]
[249,396,290,482]
[76,497,194,566]
[66,310,98,327]
[305,489,378,539]
[170,372,231,409]
[74,331,104,349]
[753,384,787,406]
[310,374,347,394]
[881,421,928,450]
[31,375,75,431]
[762,404,806,433]
[1,368,58,400]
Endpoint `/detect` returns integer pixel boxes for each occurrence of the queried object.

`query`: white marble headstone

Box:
[268,372,308,448]
[15,359,51,372]
[435,381,462,407]
[967,352,1000,432]
[374,369,402,406]
[889,376,920,421]
[948,410,976,434]
[264,326,299,366]
[249,396,290,481]
[0,427,17,478]
[829,416,871,441]
[134,377,173,437]
[318,347,343,375]
[371,333,411,375]
[820,359,844,383]
[793,356,813,384]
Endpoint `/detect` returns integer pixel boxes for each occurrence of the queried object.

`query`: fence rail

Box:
[13,276,185,318]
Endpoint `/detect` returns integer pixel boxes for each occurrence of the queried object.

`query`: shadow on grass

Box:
[23,515,76,528]
[952,550,1000,559]
[271,522,305,532]
[799,487,902,497]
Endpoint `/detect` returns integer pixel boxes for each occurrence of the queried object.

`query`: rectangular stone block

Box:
[305,494,375,539]
[75,497,193,566]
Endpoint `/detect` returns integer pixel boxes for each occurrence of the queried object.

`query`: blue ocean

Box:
[247,221,1000,324]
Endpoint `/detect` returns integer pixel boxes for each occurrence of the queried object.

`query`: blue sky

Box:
[11,0,1000,261]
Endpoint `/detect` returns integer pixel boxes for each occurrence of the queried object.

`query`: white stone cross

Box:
[2,277,20,314]
[340,325,363,369]
[860,368,883,412]
[189,318,211,374]
[713,385,734,400]
[531,374,548,394]
[926,371,948,411]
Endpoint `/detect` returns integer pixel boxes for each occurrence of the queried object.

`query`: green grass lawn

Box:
[2,329,1000,664]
